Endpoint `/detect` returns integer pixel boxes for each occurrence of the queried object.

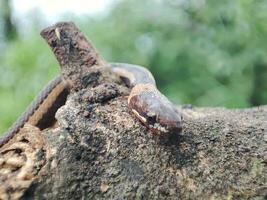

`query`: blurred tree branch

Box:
[1,0,17,41]
[250,62,267,106]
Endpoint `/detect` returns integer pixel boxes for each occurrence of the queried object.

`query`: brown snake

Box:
[0,63,182,147]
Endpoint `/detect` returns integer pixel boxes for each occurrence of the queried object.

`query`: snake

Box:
[0,63,182,147]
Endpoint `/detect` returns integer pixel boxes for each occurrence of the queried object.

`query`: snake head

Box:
[128,84,182,135]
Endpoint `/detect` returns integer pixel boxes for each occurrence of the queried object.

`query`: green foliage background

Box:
[1,0,267,134]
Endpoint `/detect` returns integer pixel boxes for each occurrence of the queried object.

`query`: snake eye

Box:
[146,112,157,125]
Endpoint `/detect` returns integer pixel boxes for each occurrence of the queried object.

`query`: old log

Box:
[0,22,266,200]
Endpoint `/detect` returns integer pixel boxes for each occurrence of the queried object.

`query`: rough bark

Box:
[0,22,266,200]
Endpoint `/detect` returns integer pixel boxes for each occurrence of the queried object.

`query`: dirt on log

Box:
[0,22,266,200]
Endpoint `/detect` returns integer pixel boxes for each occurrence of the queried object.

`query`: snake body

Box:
[0,63,182,147]
[113,63,182,134]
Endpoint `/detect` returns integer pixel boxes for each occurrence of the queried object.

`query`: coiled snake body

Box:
[0,63,182,147]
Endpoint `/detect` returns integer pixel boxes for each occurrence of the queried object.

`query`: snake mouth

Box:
[148,123,168,133]
[157,119,182,134]
[150,122,182,134]
[131,109,169,134]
